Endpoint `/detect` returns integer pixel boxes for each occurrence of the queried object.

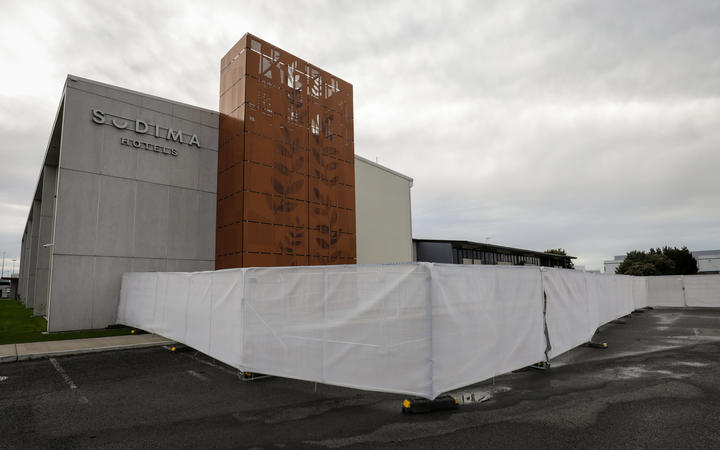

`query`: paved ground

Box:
[2,309,719,449]
[0,334,173,363]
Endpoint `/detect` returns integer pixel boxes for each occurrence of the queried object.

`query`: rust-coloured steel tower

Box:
[216,34,356,269]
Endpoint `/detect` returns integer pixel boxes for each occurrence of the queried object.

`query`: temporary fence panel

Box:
[151,272,193,344]
[118,269,247,368]
[241,264,433,398]
[119,264,719,400]
[632,276,648,309]
[593,274,618,325]
[430,264,545,397]
[618,275,636,316]
[118,271,160,330]
[682,275,720,308]
[544,270,635,359]
[646,276,685,307]
[543,268,596,358]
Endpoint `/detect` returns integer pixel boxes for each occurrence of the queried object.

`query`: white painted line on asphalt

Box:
[187,370,210,381]
[49,357,78,390]
[49,357,89,404]
[180,352,238,377]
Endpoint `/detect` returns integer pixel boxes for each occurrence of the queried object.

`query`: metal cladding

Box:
[216,34,356,269]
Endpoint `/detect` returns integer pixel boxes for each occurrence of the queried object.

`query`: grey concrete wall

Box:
[20,223,31,304]
[33,165,57,316]
[18,231,27,301]
[25,200,41,309]
[47,77,218,331]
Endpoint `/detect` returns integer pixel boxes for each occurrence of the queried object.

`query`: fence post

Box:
[426,263,435,399]
[681,275,687,307]
[540,268,551,366]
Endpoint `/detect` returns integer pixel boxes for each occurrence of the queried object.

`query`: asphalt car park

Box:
[2,309,720,449]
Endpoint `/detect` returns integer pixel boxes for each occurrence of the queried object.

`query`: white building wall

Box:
[354,155,413,264]
[604,261,621,274]
[698,256,720,273]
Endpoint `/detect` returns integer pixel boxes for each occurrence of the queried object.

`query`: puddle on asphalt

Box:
[610,366,689,380]
[451,385,511,405]
[672,361,710,368]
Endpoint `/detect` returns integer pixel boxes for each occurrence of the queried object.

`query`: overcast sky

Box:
[1,0,718,272]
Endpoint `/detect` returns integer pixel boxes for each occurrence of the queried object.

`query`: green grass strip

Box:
[0,299,132,345]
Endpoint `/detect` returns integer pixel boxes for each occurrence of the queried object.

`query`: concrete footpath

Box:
[0,334,174,363]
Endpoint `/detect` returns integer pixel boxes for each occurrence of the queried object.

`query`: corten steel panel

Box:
[243,190,309,228]
[217,33,355,269]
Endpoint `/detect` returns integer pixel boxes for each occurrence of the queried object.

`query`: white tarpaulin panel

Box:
[241,264,433,398]
[632,277,648,309]
[646,276,685,307]
[118,269,247,367]
[682,275,720,307]
[430,264,545,396]
[120,264,719,399]
[544,268,596,358]
[544,270,634,358]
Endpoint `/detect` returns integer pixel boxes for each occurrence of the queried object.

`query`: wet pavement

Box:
[1,309,719,449]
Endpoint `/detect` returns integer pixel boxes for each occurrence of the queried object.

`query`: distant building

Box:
[0,276,18,299]
[604,250,720,274]
[413,239,575,268]
[693,250,720,274]
[603,255,625,274]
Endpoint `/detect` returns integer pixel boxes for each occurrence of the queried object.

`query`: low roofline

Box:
[413,238,577,260]
[354,153,414,184]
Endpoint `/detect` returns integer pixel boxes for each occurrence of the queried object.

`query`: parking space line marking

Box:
[179,352,238,377]
[187,370,210,381]
[49,357,78,390]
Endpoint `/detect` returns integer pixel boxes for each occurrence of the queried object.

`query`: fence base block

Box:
[402,395,459,414]
[530,361,550,371]
[241,372,272,381]
[582,341,608,349]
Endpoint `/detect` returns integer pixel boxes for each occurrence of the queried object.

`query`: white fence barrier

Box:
[645,275,720,308]
[118,265,720,399]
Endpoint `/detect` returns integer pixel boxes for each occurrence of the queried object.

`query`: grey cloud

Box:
[1,0,718,271]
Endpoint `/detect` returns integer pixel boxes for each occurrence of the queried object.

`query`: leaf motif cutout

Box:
[280,125,290,144]
[292,156,304,171]
[287,179,304,194]
[312,148,322,164]
[272,178,284,195]
[275,143,289,157]
[316,238,329,249]
[274,162,289,176]
[330,210,338,225]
